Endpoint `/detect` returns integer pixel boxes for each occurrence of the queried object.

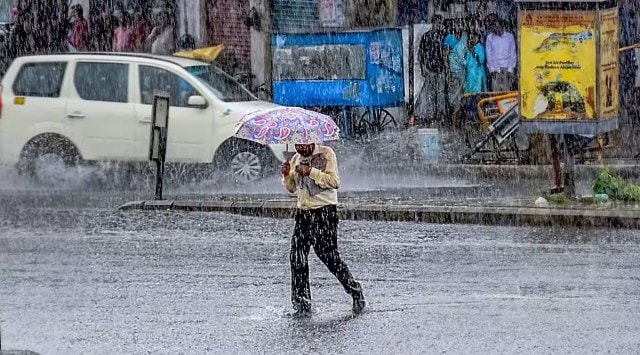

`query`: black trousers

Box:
[290,205,362,309]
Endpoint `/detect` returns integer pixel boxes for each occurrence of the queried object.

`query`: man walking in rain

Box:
[282,143,366,316]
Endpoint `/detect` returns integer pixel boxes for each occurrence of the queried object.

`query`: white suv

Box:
[0,53,288,183]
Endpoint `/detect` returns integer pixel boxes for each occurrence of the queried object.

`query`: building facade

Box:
[204,0,252,73]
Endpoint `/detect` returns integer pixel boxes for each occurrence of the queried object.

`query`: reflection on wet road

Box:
[1,187,639,354]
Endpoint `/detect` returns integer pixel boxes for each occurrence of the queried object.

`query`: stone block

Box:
[142,200,174,211]
[173,200,203,211]
[201,200,234,212]
[118,201,145,211]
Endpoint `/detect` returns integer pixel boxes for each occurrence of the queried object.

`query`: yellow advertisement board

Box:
[519,11,596,120]
[599,8,619,118]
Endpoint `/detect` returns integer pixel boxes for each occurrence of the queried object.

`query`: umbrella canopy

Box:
[235,107,340,145]
[173,45,224,62]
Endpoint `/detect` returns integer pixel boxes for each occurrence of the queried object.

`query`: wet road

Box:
[1,183,640,354]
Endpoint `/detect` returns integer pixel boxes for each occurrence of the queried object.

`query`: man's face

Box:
[492,21,503,35]
[295,143,315,157]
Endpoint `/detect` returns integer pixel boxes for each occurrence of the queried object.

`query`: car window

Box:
[74,62,129,103]
[13,62,67,98]
[139,66,199,107]
[186,65,257,102]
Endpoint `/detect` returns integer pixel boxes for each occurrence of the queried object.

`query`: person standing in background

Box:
[146,10,174,55]
[444,19,468,125]
[68,4,89,52]
[464,31,488,94]
[91,3,114,52]
[131,10,151,52]
[417,14,448,124]
[486,18,517,92]
[113,10,134,52]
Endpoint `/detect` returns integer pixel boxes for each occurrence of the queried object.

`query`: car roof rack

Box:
[21,52,201,67]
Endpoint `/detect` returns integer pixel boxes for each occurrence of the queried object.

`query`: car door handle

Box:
[67,112,85,119]
[139,117,152,124]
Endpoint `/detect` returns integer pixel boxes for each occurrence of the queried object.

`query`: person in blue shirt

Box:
[465,31,488,94]
[444,20,468,122]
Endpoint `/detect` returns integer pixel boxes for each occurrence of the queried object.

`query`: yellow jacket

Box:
[282,145,340,210]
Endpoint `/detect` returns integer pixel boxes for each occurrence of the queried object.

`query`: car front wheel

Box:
[214,140,275,184]
[230,150,264,183]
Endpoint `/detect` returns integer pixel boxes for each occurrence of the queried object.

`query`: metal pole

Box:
[154,159,164,201]
[408,23,415,126]
[563,135,576,197]
[549,134,563,193]
[154,128,166,201]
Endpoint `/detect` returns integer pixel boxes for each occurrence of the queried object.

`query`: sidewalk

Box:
[118,128,640,229]
[425,162,640,180]
[331,128,640,180]
[119,195,640,229]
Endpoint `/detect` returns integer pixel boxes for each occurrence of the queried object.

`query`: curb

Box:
[389,163,640,181]
[119,200,640,229]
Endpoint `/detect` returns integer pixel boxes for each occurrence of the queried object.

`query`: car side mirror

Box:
[187,95,208,109]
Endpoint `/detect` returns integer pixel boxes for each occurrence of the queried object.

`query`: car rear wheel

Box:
[33,152,68,185]
[18,135,81,186]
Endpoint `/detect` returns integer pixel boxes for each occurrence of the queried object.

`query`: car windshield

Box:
[186,65,257,102]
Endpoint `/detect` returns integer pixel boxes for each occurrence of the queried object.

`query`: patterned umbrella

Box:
[234,107,340,145]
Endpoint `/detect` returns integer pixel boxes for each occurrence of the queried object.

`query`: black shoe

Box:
[289,302,312,317]
[289,308,312,318]
[352,293,367,314]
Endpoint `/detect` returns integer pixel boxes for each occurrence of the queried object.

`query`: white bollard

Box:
[416,128,439,165]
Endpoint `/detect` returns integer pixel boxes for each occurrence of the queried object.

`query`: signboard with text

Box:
[519,11,597,121]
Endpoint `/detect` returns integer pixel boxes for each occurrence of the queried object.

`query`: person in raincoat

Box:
[282,143,366,316]
[444,21,468,123]
[464,31,488,94]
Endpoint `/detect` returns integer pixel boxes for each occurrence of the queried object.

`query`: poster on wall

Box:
[370,42,380,64]
[598,8,619,118]
[519,11,596,121]
[319,0,345,27]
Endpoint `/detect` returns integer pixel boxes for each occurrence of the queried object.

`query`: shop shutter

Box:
[274,0,319,32]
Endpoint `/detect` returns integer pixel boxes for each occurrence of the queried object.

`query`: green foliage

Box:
[547,194,570,205]
[593,167,640,202]
[621,184,640,202]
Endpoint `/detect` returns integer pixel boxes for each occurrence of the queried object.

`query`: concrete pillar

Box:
[176,0,203,45]
[250,0,271,89]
